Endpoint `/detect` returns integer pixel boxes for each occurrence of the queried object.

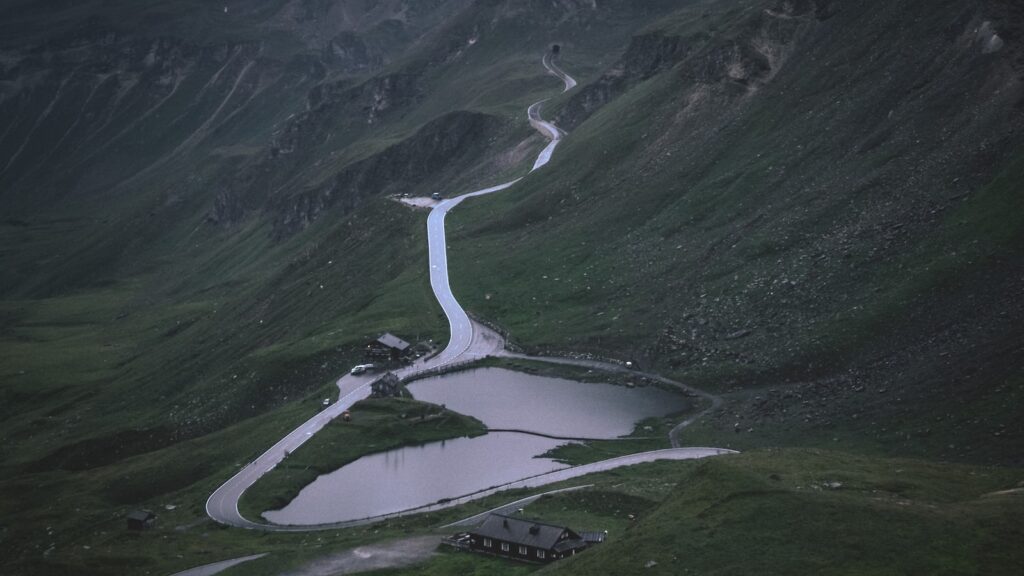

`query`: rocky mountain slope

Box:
[0,0,1021,574]
[0,1,688,573]
[449,0,1023,466]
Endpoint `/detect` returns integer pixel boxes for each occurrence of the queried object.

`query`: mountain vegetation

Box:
[0,0,1020,574]
[451,0,1023,468]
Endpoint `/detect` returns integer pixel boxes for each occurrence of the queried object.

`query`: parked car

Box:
[431,192,442,200]
[350,363,375,375]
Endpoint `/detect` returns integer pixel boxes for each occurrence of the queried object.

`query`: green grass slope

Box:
[2,0,1022,574]
[546,450,1024,576]
[0,2,693,574]
[448,0,1024,464]
[311,450,1023,576]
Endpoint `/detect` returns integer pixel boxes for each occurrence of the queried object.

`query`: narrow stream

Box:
[262,368,688,525]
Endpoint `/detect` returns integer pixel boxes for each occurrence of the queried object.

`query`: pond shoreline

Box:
[261,367,693,525]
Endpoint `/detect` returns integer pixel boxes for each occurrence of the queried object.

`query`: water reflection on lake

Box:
[409,367,689,438]
[262,432,565,525]
[264,367,688,525]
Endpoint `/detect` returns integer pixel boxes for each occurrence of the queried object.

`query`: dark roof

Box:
[374,372,400,385]
[471,514,574,550]
[553,539,588,553]
[581,531,606,544]
[126,510,155,521]
[374,333,410,351]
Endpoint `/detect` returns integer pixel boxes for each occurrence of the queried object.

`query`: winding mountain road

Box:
[205,54,730,533]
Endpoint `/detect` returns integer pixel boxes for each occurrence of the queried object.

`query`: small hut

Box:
[448,513,596,563]
[365,333,411,361]
[370,372,402,398]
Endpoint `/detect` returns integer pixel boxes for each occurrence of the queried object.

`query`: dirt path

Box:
[169,554,267,576]
[279,536,439,576]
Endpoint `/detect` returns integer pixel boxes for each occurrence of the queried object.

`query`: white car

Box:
[350,364,375,375]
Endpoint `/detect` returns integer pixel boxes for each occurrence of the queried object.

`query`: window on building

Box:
[537,550,546,559]
[483,538,492,548]
[501,543,510,552]
[519,546,527,555]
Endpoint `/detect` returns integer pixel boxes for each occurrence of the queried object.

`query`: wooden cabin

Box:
[458,514,591,563]
[365,333,411,361]
[370,372,402,398]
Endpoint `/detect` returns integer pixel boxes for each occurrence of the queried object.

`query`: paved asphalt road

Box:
[204,55,579,531]
[305,447,737,527]
[440,485,594,528]
[204,53,732,541]
[544,52,577,92]
[427,447,738,513]
[528,52,573,170]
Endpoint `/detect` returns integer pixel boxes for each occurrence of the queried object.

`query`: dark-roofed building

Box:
[370,372,402,398]
[365,333,410,361]
[125,509,156,530]
[461,514,591,563]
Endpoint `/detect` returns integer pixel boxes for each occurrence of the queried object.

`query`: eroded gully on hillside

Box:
[203,54,733,537]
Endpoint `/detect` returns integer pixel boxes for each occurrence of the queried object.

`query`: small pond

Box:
[262,432,565,525]
[263,367,689,525]
[409,367,689,438]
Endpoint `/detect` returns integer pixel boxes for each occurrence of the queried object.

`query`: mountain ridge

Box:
[0,0,1021,573]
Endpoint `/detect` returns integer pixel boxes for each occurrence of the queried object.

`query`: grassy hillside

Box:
[448,0,1024,464]
[317,450,1023,576]
[0,1,692,574]
[546,450,1024,576]
[2,0,1022,574]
